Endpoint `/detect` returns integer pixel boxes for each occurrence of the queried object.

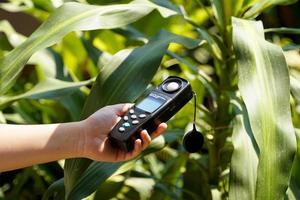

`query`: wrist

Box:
[75,118,100,159]
[70,120,89,158]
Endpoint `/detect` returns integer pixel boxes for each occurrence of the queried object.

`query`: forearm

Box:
[0,122,84,172]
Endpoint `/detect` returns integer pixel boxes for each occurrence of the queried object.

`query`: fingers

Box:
[122,131,151,161]
[119,123,167,161]
[151,123,167,139]
[133,139,142,155]
[108,103,134,116]
[123,139,142,160]
[140,130,151,150]
[133,123,167,152]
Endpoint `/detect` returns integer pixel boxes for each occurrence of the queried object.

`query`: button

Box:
[129,109,134,114]
[132,120,139,125]
[131,114,137,119]
[123,116,129,121]
[119,127,125,132]
[123,122,130,128]
[139,114,146,118]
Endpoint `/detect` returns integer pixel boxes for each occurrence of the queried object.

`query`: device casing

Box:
[109,76,193,152]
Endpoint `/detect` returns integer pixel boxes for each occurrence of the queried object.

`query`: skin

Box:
[0,103,167,172]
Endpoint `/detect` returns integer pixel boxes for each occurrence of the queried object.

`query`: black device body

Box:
[109,76,193,152]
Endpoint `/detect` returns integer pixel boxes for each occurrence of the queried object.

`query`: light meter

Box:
[109,76,193,152]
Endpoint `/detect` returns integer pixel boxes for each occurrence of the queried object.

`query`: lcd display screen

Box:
[136,95,165,113]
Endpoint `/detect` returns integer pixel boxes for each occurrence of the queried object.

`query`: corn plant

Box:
[1,0,300,199]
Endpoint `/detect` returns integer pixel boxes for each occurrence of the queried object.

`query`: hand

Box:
[80,104,167,162]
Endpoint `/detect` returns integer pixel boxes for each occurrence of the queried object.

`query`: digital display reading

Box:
[136,95,165,113]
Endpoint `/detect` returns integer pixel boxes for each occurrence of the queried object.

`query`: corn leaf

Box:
[183,159,212,200]
[290,76,300,104]
[150,153,188,200]
[209,0,243,28]
[0,0,177,95]
[209,0,225,30]
[93,176,124,200]
[42,178,65,200]
[232,17,296,200]
[0,78,94,108]
[66,137,166,199]
[229,98,259,200]
[243,0,298,18]
[196,28,223,60]
[289,130,300,199]
[265,27,300,35]
[63,30,200,199]
[285,178,300,200]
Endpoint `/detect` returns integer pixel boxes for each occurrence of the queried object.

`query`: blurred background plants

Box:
[1,0,300,199]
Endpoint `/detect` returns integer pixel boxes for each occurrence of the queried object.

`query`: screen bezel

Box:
[135,94,167,113]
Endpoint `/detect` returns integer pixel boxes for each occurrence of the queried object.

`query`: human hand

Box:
[79,104,167,162]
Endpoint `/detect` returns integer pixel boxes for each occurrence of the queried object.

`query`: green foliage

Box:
[1,0,300,199]
[232,18,296,200]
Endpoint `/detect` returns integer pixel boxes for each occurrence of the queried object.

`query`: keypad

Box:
[118,108,147,133]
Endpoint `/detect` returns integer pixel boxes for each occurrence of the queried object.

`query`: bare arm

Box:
[0,104,167,172]
[0,122,83,172]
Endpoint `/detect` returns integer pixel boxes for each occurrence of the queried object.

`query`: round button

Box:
[123,122,130,128]
[129,109,134,114]
[123,116,129,121]
[119,127,125,132]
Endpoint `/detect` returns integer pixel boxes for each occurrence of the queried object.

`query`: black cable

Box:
[193,91,197,130]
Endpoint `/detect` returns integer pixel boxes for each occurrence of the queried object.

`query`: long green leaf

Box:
[290,76,300,105]
[243,0,297,18]
[0,0,177,95]
[209,0,226,30]
[0,20,57,77]
[42,178,65,200]
[63,30,200,199]
[265,28,300,35]
[196,28,223,60]
[183,159,212,200]
[232,17,296,200]
[288,129,300,199]
[229,97,259,200]
[93,176,125,200]
[0,77,94,108]
[209,0,243,27]
[66,136,166,199]
[150,153,188,200]
[114,26,218,100]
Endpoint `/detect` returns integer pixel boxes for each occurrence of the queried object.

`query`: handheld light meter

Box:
[109,76,193,152]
